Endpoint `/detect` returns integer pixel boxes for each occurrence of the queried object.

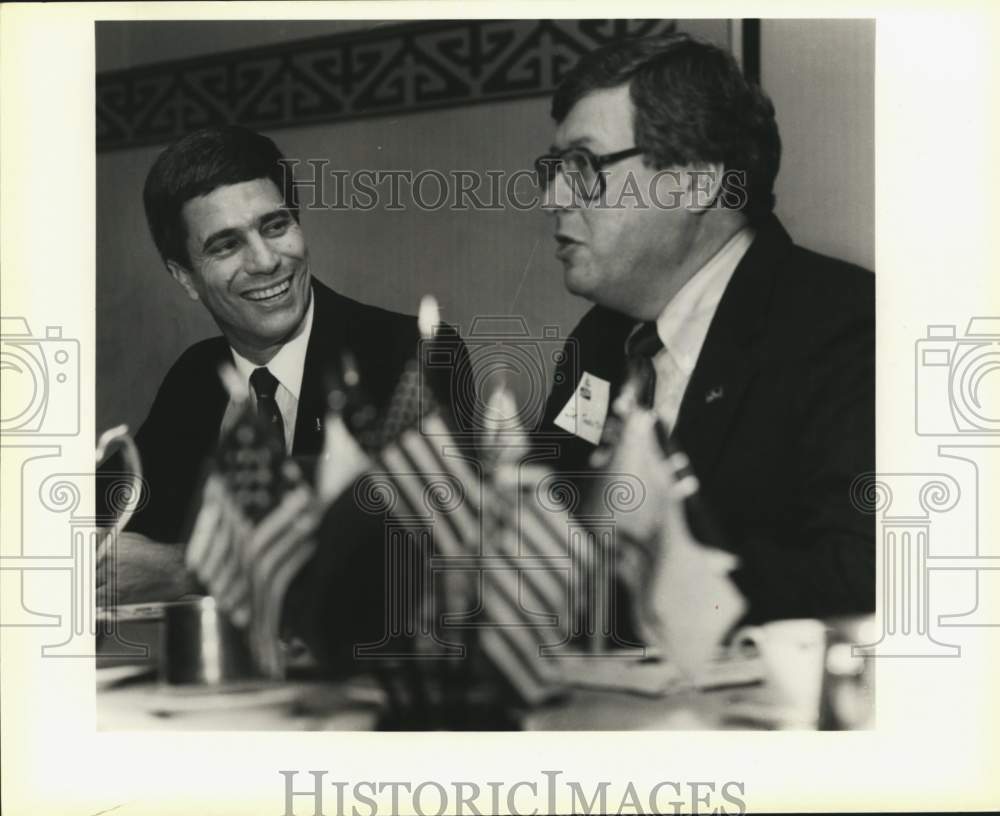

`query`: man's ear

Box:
[683,162,725,213]
[167,260,200,302]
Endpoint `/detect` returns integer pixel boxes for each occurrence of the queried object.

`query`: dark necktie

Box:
[624,321,664,409]
[249,367,286,449]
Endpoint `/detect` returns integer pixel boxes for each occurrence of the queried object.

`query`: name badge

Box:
[553,372,610,445]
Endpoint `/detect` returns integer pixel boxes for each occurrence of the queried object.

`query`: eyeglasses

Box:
[533,145,644,202]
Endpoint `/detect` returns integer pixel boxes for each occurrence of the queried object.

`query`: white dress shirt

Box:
[642,226,755,431]
[221,293,314,453]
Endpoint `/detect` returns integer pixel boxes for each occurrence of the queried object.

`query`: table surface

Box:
[95,617,825,731]
[98,671,385,730]
[97,667,785,732]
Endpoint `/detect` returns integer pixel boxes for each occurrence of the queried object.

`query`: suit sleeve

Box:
[728,307,876,622]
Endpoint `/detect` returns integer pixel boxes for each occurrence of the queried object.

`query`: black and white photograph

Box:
[2,4,997,815]
[90,16,876,734]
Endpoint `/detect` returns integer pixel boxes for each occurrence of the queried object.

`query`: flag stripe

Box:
[258,540,319,673]
[380,445,556,681]
[199,498,241,585]
[248,489,320,675]
[490,498,569,618]
[406,433,572,665]
[470,472,574,626]
[185,475,224,568]
[478,629,560,706]
[485,525,563,624]
[384,433,564,701]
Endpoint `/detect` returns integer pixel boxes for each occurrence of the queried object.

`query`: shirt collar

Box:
[654,226,756,374]
[229,289,314,400]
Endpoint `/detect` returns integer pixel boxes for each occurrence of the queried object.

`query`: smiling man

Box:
[162,174,316,459]
[537,35,875,624]
[99,125,427,603]
[166,176,313,371]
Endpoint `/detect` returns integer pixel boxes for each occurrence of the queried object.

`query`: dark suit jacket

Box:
[112,278,424,544]
[537,215,875,623]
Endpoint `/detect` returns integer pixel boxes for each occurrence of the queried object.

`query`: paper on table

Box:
[553,648,764,697]
[553,656,684,697]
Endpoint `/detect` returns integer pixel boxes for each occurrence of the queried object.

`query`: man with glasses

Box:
[534,34,875,624]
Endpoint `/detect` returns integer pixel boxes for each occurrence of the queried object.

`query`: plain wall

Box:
[96,19,875,437]
[764,18,876,270]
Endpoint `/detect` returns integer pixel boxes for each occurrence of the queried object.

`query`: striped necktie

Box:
[624,322,664,409]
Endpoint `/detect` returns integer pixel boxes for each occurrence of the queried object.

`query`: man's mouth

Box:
[555,235,582,260]
[243,277,293,302]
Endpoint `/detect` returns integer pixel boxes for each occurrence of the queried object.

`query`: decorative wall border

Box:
[96,19,679,152]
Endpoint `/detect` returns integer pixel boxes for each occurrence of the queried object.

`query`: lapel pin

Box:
[705,386,725,404]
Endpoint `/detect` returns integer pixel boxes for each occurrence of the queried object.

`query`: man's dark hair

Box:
[143,125,299,269]
[552,33,781,222]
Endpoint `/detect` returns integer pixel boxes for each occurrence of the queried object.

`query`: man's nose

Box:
[244,232,281,274]
[541,165,578,212]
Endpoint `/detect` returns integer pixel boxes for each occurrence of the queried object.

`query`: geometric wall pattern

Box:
[96,18,677,151]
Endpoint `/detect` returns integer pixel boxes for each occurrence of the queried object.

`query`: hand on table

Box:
[96,531,199,607]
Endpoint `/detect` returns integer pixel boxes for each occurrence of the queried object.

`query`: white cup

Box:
[732,618,827,728]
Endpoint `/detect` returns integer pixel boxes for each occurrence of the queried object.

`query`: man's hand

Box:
[96,531,199,607]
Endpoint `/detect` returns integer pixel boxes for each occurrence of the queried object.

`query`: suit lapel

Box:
[673,218,789,479]
[292,280,350,456]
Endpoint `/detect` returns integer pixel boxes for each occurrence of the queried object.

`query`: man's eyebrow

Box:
[258,207,293,221]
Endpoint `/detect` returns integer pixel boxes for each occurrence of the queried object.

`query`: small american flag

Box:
[185,368,319,678]
[366,356,575,704]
